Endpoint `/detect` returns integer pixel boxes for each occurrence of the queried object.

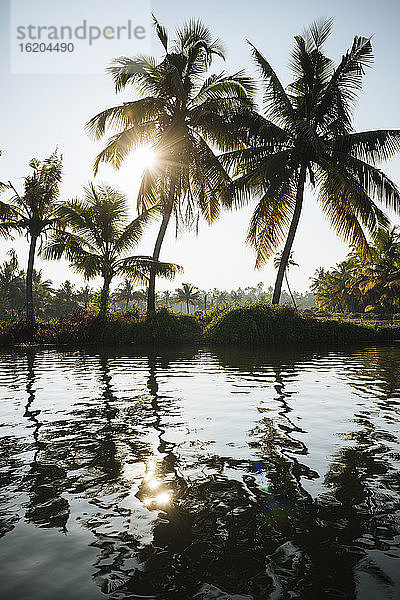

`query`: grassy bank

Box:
[1,304,400,348]
[0,308,202,346]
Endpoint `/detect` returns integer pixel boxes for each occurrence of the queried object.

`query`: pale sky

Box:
[1,0,400,294]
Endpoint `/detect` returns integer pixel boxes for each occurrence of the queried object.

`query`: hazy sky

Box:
[1,0,400,294]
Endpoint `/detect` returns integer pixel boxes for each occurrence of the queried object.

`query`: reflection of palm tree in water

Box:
[115,355,193,599]
[139,356,190,541]
[88,354,121,487]
[321,412,399,598]
[23,349,69,531]
[254,360,397,599]
[263,364,318,498]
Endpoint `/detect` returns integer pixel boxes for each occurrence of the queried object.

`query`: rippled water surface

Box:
[0,344,400,599]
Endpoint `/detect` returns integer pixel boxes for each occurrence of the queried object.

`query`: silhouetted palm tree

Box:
[44,183,181,318]
[274,251,298,308]
[225,19,400,304]
[87,17,255,314]
[175,283,200,313]
[0,152,63,325]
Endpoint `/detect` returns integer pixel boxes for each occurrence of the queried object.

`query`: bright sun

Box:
[95,145,157,204]
[133,146,156,172]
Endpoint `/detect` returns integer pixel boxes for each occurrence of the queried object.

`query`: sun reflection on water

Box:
[141,459,172,508]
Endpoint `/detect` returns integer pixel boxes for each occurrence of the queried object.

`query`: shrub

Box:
[0,308,203,347]
[204,302,400,346]
[1,304,399,348]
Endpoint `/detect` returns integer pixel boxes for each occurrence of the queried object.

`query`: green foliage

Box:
[227,20,400,303]
[1,304,399,348]
[204,302,399,346]
[0,307,202,346]
[311,227,400,314]
[88,17,255,312]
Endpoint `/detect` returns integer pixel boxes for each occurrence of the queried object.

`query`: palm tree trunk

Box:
[26,234,38,327]
[147,176,176,315]
[99,275,112,319]
[285,272,297,309]
[186,300,189,314]
[272,165,306,305]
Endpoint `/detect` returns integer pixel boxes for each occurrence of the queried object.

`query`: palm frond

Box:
[248,42,294,124]
[85,98,165,140]
[113,206,161,254]
[318,167,380,259]
[116,256,183,281]
[43,230,102,278]
[333,130,400,164]
[153,14,168,51]
[107,55,163,94]
[330,151,400,213]
[247,178,297,268]
[313,35,373,129]
[191,71,256,105]
[93,122,157,174]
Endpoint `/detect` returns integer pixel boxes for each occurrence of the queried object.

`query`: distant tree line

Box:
[0,249,315,320]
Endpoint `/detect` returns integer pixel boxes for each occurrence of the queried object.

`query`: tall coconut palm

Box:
[86,16,255,314]
[175,283,200,314]
[224,19,400,304]
[159,289,173,308]
[43,183,181,318]
[0,152,63,325]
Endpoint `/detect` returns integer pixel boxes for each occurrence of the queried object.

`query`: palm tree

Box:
[274,251,298,308]
[86,16,255,314]
[77,284,94,310]
[225,19,400,304]
[310,267,326,295]
[132,289,147,310]
[175,283,200,314]
[0,249,25,318]
[230,290,243,304]
[32,269,54,318]
[43,183,181,318]
[54,280,79,315]
[0,152,63,325]
[115,279,135,310]
[159,289,173,308]
[361,227,400,313]
[212,289,229,306]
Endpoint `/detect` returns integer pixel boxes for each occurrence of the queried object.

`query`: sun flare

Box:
[133,146,156,172]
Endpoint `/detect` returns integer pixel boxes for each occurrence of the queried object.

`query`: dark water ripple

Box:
[0,344,399,599]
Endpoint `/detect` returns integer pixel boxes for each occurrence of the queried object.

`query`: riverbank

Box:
[1,304,400,348]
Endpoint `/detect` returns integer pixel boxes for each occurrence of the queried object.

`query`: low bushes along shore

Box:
[1,304,399,348]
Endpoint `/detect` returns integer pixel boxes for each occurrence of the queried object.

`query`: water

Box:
[0,344,399,600]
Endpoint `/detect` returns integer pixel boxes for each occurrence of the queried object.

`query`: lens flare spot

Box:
[155,492,171,505]
[134,146,156,171]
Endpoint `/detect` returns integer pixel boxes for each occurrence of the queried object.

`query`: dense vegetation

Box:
[311,227,400,315]
[0,249,315,321]
[1,303,399,348]
[1,18,400,338]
